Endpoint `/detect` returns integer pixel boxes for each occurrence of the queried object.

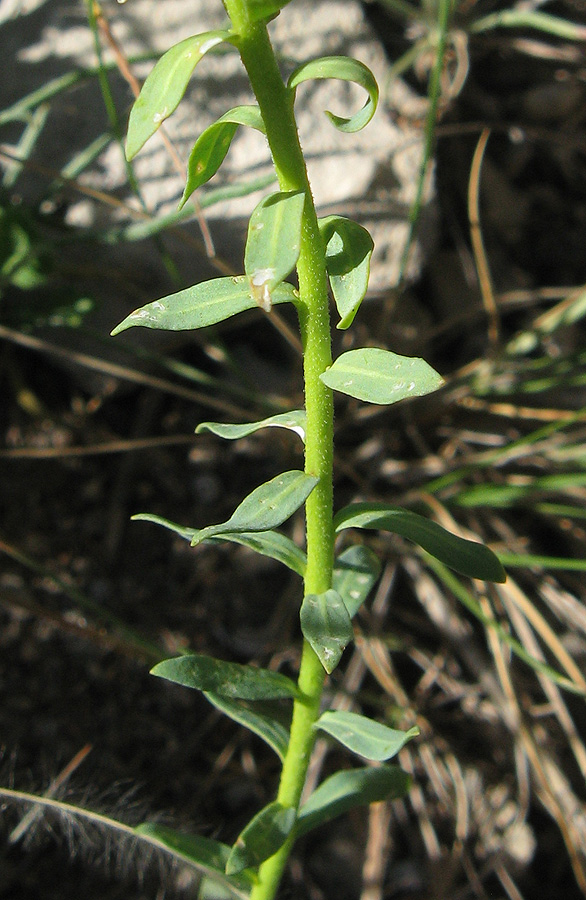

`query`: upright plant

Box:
[112,1,506,896]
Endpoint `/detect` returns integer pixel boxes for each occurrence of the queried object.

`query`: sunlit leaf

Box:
[226,802,296,875]
[334,503,507,583]
[315,710,419,761]
[244,191,305,311]
[135,823,252,897]
[288,56,378,133]
[300,589,353,674]
[182,106,266,205]
[333,545,381,618]
[111,277,298,335]
[126,31,234,159]
[208,531,307,577]
[320,348,444,404]
[204,693,290,761]
[196,410,306,443]
[151,654,300,700]
[319,216,373,329]
[296,766,410,836]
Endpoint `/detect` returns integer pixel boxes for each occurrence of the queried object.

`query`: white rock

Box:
[2,0,432,291]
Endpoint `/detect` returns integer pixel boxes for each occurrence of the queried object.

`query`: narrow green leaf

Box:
[226,802,296,875]
[288,56,378,133]
[296,766,410,837]
[334,503,506,583]
[182,106,266,205]
[126,31,234,160]
[208,531,307,577]
[196,410,306,443]
[135,823,252,897]
[151,654,300,700]
[320,348,444,404]
[203,693,290,761]
[497,552,586,573]
[319,216,374,329]
[300,589,354,674]
[470,9,586,41]
[315,710,419,761]
[333,545,381,618]
[111,277,298,335]
[244,191,305,311]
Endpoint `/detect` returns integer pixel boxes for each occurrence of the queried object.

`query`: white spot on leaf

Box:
[249,269,275,313]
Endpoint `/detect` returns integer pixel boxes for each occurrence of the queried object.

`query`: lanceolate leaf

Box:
[319,216,373,329]
[151,654,300,700]
[132,482,317,560]
[245,191,305,311]
[126,31,234,160]
[315,710,419,761]
[182,105,266,205]
[226,802,296,875]
[203,693,290,761]
[333,545,381,618]
[320,348,444,405]
[334,503,507,583]
[135,824,252,897]
[296,766,410,837]
[300,589,353,674]
[208,531,307,577]
[288,56,378,133]
[134,471,318,547]
[196,410,306,443]
[111,277,298,335]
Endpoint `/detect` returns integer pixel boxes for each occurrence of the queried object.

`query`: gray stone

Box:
[1,0,430,296]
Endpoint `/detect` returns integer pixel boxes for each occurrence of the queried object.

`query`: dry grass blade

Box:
[0,323,252,418]
[478,590,586,894]
[496,577,586,780]
[9,745,93,844]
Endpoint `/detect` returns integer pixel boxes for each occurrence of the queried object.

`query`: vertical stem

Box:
[222,4,335,898]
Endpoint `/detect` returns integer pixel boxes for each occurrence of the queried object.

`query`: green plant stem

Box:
[222,4,334,898]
